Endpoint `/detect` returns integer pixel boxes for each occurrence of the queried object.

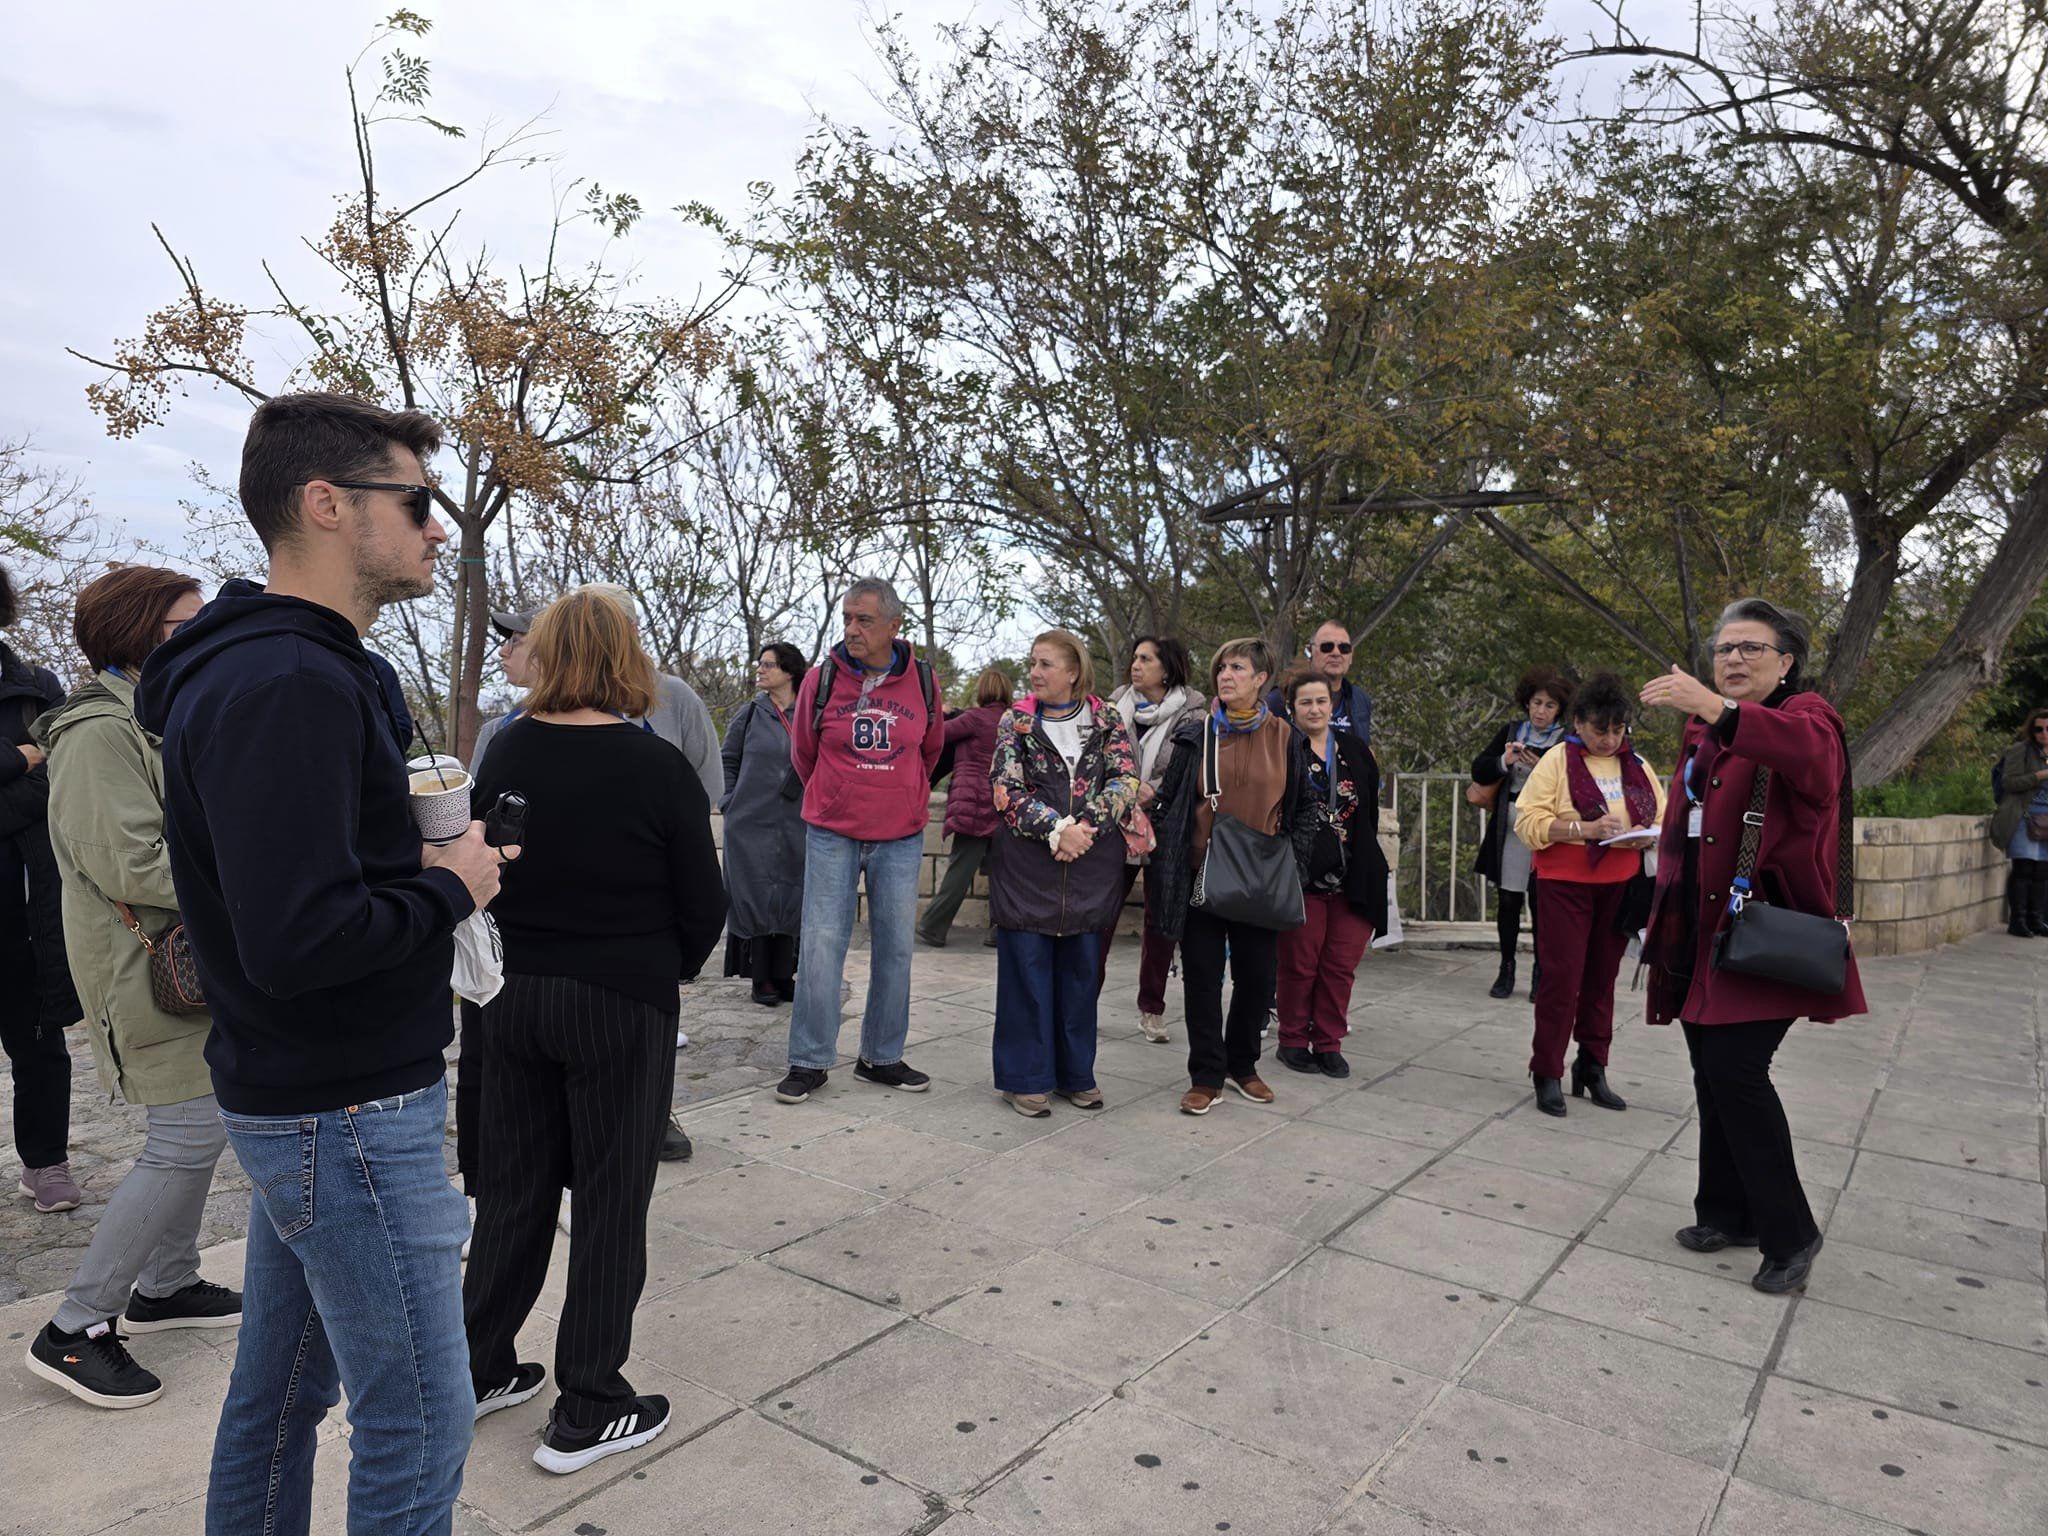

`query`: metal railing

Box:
[1387,771,1500,925]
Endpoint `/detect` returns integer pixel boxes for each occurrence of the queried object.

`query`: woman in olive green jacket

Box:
[23,569,241,1411]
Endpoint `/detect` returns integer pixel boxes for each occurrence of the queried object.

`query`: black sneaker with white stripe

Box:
[474,1362,547,1421]
[533,1393,671,1474]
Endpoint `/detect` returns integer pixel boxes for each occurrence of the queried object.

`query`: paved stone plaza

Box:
[2,932,2044,1536]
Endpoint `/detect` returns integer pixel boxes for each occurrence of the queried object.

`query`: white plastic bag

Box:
[452,911,505,1005]
[1370,872,1404,950]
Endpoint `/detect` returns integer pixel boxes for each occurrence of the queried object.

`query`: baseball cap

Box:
[489,605,540,639]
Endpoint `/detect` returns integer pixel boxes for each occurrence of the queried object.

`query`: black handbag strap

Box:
[1728,759,1855,920]
[1200,715,1221,807]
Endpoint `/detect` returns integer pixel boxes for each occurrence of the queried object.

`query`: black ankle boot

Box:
[1571,1053,1627,1110]
[1488,959,1516,1000]
[1532,1074,1566,1116]
[2029,863,2048,936]
[2011,861,2037,936]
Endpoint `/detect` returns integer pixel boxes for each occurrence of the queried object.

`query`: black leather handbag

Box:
[1711,764,1853,995]
[1190,718,1305,931]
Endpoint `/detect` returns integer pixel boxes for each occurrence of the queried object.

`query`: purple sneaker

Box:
[19,1164,83,1213]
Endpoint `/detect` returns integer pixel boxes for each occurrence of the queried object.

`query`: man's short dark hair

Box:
[238,393,443,551]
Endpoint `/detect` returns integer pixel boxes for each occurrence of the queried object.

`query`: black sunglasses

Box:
[307,480,436,527]
[1316,640,1353,655]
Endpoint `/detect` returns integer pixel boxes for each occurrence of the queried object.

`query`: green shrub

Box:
[1854,765,1993,819]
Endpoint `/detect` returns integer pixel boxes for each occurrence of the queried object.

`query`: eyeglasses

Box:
[1316,641,1353,655]
[304,481,436,527]
[2033,726,2048,736]
[1710,641,1784,661]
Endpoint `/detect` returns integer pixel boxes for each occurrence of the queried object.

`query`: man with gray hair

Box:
[775,578,944,1103]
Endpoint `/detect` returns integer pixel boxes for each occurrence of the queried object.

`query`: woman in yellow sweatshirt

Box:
[1513,672,1666,1117]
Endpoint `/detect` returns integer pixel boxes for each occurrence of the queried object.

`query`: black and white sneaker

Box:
[775,1067,829,1103]
[25,1322,163,1408]
[124,1279,242,1333]
[854,1058,930,1092]
[532,1393,671,1474]
[475,1362,547,1421]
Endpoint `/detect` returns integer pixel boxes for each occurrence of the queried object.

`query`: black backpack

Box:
[809,653,938,735]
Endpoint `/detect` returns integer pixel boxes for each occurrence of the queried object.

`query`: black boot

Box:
[1492,892,1523,999]
[2029,860,2048,936]
[1488,959,1516,1000]
[2010,860,2035,937]
[1571,1052,1627,1110]
[1532,1074,1566,1116]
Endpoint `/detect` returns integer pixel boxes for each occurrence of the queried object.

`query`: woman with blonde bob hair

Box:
[919,664,1015,949]
[986,631,1139,1115]
[462,588,727,1474]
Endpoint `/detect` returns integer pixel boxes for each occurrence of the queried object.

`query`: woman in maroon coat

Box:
[1640,598,1865,1296]
[918,666,1012,947]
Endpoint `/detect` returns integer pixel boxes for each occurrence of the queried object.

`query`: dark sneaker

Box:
[1752,1234,1823,1295]
[659,1120,693,1162]
[532,1393,671,1474]
[1675,1224,1758,1254]
[775,1067,830,1104]
[1314,1051,1351,1079]
[25,1322,162,1409]
[124,1279,241,1334]
[855,1058,931,1092]
[1275,1045,1319,1075]
[475,1362,547,1421]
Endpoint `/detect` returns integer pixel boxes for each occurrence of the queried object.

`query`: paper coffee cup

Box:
[409,767,472,843]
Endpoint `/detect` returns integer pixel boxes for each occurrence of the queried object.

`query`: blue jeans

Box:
[992,929,1101,1094]
[788,826,922,1071]
[207,1078,472,1536]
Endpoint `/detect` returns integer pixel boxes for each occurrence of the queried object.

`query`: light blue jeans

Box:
[787,825,922,1071]
[207,1078,471,1536]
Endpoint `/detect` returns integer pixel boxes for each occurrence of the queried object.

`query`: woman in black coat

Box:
[0,565,82,1212]
[1470,666,1572,1000]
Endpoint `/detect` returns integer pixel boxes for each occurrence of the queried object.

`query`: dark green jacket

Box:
[1990,739,2047,852]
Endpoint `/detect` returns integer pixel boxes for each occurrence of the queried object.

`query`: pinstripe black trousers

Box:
[462,972,675,1426]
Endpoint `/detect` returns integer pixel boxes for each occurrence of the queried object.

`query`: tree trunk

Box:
[451,512,491,764]
[1850,455,2048,784]
[1818,513,1901,705]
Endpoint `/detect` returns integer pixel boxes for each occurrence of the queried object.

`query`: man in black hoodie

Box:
[137,393,509,1535]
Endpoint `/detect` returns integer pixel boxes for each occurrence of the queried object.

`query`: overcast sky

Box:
[2,0,1669,564]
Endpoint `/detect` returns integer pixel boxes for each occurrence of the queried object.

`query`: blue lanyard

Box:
[1683,750,1700,806]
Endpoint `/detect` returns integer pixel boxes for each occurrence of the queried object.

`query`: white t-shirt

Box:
[1041,713,1085,777]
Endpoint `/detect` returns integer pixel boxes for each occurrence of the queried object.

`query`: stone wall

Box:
[1850,814,2005,958]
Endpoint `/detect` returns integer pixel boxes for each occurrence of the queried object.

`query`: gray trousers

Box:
[53,1094,226,1332]
[918,834,991,942]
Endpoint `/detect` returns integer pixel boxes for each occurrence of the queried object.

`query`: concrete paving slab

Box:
[1777,1299,2048,1446]
[652,1160,879,1255]
[1824,1188,2047,1283]
[906,1158,1139,1246]
[1374,1385,1726,1536]
[1332,1195,1571,1298]
[1531,1246,1791,1367]
[928,1250,1217,1389]
[969,1397,1344,1536]
[531,1219,744,1321]
[674,1091,870,1154]
[1401,1153,1613,1237]
[1708,1477,1914,1536]
[768,1119,993,1196]
[1056,1195,1311,1308]
[1194,1123,1432,1237]
[1626,1150,1838,1219]
[1844,1150,2047,1230]
[1127,1313,1442,1478]
[1304,1090,1495,1149]
[1497,1097,1691,1151]
[766,1322,1097,1496]
[1871,1088,2043,1145]
[772,1202,1035,1314]
[1462,1309,1757,1463]
[1882,1066,2043,1113]
[1738,1377,2048,1536]
[554,1408,934,1534]
[633,1260,899,1402]
[1583,1193,1768,1287]
[1857,1116,2044,1181]
[1458,1120,1650,1187]
[882,1084,1088,1150]
[1803,1238,2048,1352]
[1371,1067,1534,1115]
[1246,1249,1513,1378]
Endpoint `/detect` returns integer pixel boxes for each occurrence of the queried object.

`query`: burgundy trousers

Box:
[1528,877,1631,1079]
[1277,893,1374,1052]
[1096,863,1178,1015]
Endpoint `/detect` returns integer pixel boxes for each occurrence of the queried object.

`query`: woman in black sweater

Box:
[1470,666,1572,1000]
[463,589,727,1476]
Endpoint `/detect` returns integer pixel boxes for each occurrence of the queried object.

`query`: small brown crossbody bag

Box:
[113,902,207,1015]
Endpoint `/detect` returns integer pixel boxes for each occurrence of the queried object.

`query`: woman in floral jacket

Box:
[987,630,1141,1117]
